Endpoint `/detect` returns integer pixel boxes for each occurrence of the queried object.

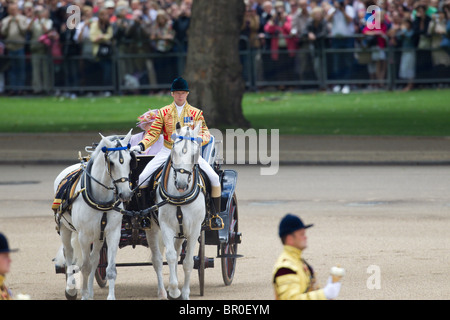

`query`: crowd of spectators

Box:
[0,0,449,96]
[242,0,450,92]
[0,0,192,96]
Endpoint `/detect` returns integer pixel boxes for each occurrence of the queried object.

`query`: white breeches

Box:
[138,146,221,188]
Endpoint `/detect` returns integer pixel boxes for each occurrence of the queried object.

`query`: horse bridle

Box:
[100,140,133,195]
[80,139,134,214]
[172,166,194,185]
[171,134,202,185]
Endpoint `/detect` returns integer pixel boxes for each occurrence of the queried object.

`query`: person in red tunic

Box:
[131,77,223,229]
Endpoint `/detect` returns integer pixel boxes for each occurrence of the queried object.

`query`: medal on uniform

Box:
[184,116,194,129]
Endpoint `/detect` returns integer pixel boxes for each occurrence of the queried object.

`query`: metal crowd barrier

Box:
[0,35,449,94]
[240,34,450,91]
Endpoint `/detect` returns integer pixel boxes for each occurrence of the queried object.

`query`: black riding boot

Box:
[137,187,151,229]
[210,196,223,230]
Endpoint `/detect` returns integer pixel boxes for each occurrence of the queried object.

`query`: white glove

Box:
[323,276,341,300]
[130,145,143,153]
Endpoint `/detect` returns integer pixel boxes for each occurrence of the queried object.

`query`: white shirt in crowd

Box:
[328,5,355,37]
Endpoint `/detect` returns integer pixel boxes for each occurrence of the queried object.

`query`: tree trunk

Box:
[184,0,250,128]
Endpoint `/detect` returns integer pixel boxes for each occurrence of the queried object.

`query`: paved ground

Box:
[1,164,449,300]
[1,134,449,301]
[1,133,450,165]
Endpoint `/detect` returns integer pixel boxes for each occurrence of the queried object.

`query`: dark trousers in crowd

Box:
[63,56,79,89]
[99,58,112,87]
[330,37,354,81]
[7,48,26,92]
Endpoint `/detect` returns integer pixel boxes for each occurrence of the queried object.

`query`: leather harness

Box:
[54,138,133,241]
[157,156,206,239]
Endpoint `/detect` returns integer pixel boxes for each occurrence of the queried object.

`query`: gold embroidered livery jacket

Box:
[140,102,211,150]
[272,245,326,300]
[0,275,13,300]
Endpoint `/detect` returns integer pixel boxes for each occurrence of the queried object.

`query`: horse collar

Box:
[81,160,121,212]
[158,159,202,206]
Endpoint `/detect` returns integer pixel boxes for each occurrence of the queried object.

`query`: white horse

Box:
[146,123,205,300]
[53,130,134,300]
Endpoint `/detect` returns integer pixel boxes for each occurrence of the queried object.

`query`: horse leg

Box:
[78,231,93,300]
[53,244,65,270]
[161,223,181,299]
[175,238,184,260]
[60,227,78,299]
[105,223,121,300]
[146,227,167,300]
[87,239,103,300]
[181,235,197,300]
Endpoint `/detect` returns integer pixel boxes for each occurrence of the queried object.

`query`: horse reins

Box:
[114,133,205,239]
[80,139,133,240]
[101,140,133,192]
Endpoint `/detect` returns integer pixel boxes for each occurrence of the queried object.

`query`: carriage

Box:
[55,133,242,298]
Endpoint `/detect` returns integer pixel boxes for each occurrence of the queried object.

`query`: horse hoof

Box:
[181,293,190,300]
[167,291,182,300]
[158,289,168,300]
[65,289,77,300]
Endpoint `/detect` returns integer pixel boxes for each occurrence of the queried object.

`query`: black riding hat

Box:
[278,214,313,238]
[0,233,18,253]
[171,77,189,92]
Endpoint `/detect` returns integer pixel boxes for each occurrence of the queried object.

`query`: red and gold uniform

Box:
[134,76,223,230]
[137,102,220,199]
[139,102,211,151]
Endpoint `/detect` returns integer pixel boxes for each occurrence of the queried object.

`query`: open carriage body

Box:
[92,135,242,296]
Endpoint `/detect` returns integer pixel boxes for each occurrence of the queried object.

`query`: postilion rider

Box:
[130,77,223,229]
[272,214,343,300]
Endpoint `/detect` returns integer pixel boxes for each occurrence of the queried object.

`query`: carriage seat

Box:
[201,135,216,167]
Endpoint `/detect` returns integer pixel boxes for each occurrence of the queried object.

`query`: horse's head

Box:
[170,122,202,193]
[98,129,135,202]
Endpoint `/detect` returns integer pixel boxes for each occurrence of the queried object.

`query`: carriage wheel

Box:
[198,229,206,296]
[221,193,239,286]
[95,242,108,288]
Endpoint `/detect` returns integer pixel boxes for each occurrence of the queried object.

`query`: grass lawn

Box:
[0,95,172,133]
[1,89,450,136]
[243,89,450,136]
